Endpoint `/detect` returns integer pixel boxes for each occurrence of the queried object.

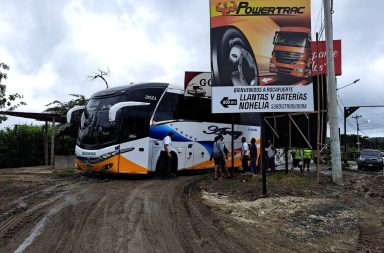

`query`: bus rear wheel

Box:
[155,153,178,177]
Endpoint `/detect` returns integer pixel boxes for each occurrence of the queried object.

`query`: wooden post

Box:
[50,117,55,169]
[44,121,49,166]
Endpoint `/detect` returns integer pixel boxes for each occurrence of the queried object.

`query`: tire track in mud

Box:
[0,183,70,249]
[5,175,261,253]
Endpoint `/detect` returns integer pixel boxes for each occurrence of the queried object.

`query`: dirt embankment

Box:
[0,167,384,252]
[199,171,384,252]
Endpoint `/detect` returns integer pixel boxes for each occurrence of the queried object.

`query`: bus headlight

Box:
[101,151,118,160]
[295,67,304,72]
[102,163,114,171]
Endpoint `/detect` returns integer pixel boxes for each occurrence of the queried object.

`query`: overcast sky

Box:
[1,0,384,137]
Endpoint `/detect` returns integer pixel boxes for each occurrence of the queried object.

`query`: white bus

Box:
[68,82,260,174]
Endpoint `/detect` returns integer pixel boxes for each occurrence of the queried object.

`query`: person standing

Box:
[241,137,249,172]
[249,138,258,174]
[291,147,303,174]
[160,131,174,179]
[212,134,226,180]
[267,140,277,175]
[303,148,313,172]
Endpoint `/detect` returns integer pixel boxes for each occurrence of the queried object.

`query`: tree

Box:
[88,67,110,88]
[45,94,88,137]
[45,93,88,115]
[0,62,26,123]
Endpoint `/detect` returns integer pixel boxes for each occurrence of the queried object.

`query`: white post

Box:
[324,0,342,184]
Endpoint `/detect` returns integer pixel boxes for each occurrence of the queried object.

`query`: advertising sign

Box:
[210,0,313,113]
[184,72,212,98]
[311,40,342,76]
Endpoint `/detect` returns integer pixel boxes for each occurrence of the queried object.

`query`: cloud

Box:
[0,0,383,137]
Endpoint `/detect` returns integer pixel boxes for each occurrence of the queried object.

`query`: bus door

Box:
[174,146,187,171]
[184,143,194,168]
[151,139,162,173]
[118,115,150,174]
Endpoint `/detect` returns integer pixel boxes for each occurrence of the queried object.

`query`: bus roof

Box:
[91,82,183,98]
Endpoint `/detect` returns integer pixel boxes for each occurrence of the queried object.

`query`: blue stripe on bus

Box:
[197,141,214,155]
[150,124,191,142]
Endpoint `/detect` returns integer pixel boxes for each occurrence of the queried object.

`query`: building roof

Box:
[0,111,66,123]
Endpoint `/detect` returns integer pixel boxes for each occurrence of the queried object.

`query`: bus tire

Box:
[155,153,178,176]
[155,158,162,176]
[170,152,178,175]
[211,27,259,86]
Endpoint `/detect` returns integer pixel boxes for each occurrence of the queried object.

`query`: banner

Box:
[210,0,313,113]
[184,72,212,98]
[311,40,342,76]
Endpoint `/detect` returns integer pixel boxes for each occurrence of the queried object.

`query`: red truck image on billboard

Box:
[269,27,312,78]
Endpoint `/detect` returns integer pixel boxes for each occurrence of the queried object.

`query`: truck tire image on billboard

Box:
[211,28,259,86]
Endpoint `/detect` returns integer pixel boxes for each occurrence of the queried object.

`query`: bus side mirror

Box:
[109,101,150,122]
[67,106,85,124]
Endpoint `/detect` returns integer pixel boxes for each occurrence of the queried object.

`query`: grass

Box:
[52,168,77,178]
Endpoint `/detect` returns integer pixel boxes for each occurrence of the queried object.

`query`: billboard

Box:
[210,0,313,113]
[184,72,212,98]
[311,40,342,76]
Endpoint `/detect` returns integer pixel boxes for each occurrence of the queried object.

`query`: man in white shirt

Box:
[241,137,249,172]
[160,132,174,179]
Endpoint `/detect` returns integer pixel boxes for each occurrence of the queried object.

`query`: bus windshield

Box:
[77,96,123,149]
[274,32,308,47]
[77,95,152,149]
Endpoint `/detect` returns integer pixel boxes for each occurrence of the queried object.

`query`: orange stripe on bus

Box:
[118,155,148,174]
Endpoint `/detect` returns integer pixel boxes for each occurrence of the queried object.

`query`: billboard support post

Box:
[316,32,321,182]
[261,113,267,196]
[324,0,342,184]
[231,113,235,176]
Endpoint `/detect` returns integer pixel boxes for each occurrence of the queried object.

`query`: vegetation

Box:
[0,125,45,168]
[0,124,78,169]
[0,62,26,123]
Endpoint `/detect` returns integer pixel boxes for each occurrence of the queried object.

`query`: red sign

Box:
[311,40,342,76]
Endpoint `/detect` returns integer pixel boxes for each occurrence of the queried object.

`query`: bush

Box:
[0,124,77,168]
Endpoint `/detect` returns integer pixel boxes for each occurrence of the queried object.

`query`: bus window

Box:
[153,93,184,122]
[177,96,234,124]
[239,113,260,125]
[119,116,149,142]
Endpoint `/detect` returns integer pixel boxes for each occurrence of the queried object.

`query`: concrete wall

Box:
[55,155,76,169]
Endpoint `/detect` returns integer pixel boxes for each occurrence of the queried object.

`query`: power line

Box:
[313,2,324,37]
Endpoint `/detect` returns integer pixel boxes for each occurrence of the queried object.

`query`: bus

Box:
[67,82,260,174]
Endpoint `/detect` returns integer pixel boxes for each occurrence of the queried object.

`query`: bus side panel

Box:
[118,138,150,174]
[149,122,260,170]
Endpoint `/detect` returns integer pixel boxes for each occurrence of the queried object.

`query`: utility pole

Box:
[352,115,362,152]
[324,0,342,184]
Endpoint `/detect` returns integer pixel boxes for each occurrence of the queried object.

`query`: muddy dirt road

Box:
[1,167,384,252]
[0,170,259,253]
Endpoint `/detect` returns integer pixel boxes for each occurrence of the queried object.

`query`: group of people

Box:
[241,138,277,175]
[159,131,312,180]
[290,147,313,174]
